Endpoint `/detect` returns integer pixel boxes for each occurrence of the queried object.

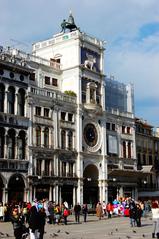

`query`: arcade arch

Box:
[83,164,99,207]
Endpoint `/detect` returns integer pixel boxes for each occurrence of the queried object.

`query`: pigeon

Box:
[53,233,58,237]
[65,231,70,235]
[0,233,4,236]
[126,236,131,239]
[133,230,136,233]
[115,228,118,232]
[57,230,60,233]
[50,233,58,238]
[142,234,145,238]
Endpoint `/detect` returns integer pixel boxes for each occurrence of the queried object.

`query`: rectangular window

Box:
[68,113,73,122]
[127,127,130,134]
[44,108,49,118]
[107,135,118,155]
[45,160,50,176]
[112,124,116,131]
[45,76,50,85]
[52,78,58,86]
[35,107,41,116]
[69,163,73,177]
[62,162,66,177]
[106,123,110,130]
[61,112,66,121]
[122,126,125,134]
[36,160,42,176]
[30,73,35,81]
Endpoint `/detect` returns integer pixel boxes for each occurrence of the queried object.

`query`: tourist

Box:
[63,205,70,225]
[74,203,81,223]
[96,202,103,220]
[10,207,26,239]
[28,205,40,239]
[129,200,137,227]
[82,203,88,222]
[38,204,46,239]
[152,200,159,238]
[0,202,5,222]
[106,202,113,218]
[136,203,142,227]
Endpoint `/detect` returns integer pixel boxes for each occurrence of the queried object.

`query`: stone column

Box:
[118,186,124,198]
[24,188,29,202]
[15,131,19,159]
[98,180,102,202]
[14,88,19,115]
[73,186,77,206]
[66,162,69,176]
[2,187,6,204]
[41,127,44,147]
[66,130,68,149]
[49,186,53,201]
[5,187,8,204]
[59,186,61,205]
[55,185,59,204]
[4,86,8,113]
[53,186,56,202]
[25,135,28,161]
[41,160,45,176]
[4,131,8,159]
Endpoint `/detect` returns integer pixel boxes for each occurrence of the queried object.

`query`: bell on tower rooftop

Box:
[60,11,79,33]
[68,11,75,25]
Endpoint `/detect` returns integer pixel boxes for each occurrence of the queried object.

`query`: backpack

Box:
[63,209,69,217]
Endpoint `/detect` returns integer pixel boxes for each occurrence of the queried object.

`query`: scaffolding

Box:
[105,77,134,114]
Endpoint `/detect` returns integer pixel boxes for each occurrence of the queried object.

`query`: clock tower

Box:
[32,12,107,205]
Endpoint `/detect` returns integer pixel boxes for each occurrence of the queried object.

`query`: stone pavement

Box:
[0,214,153,239]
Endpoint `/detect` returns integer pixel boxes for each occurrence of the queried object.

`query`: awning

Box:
[141,165,153,173]
[108,169,151,178]
[108,169,143,177]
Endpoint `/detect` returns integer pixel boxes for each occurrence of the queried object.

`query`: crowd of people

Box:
[0,198,155,239]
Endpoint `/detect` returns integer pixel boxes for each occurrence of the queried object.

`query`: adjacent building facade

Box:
[0,13,158,206]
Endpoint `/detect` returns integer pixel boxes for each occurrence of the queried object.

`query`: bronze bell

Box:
[67,12,75,25]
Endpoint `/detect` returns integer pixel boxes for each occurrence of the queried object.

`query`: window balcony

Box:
[0,112,29,128]
[0,159,29,172]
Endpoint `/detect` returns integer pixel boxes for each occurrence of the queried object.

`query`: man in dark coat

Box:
[74,203,81,223]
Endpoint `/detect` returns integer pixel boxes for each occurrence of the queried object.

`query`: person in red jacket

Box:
[106,202,113,218]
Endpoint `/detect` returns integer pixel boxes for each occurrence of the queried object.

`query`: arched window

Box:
[18,131,26,159]
[8,129,15,159]
[44,128,49,147]
[0,128,5,158]
[18,89,25,116]
[61,130,66,149]
[0,84,5,112]
[8,86,15,114]
[68,130,73,150]
[123,141,126,158]
[36,126,41,146]
[128,142,131,158]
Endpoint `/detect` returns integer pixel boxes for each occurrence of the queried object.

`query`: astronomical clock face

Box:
[84,123,98,147]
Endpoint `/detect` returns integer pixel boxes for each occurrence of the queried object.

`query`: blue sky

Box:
[1,0,159,127]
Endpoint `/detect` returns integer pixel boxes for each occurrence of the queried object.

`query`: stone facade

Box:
[0,15,156,206]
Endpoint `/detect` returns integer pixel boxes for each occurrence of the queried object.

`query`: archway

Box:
[8,174,25,203]
[83,164,99,208]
